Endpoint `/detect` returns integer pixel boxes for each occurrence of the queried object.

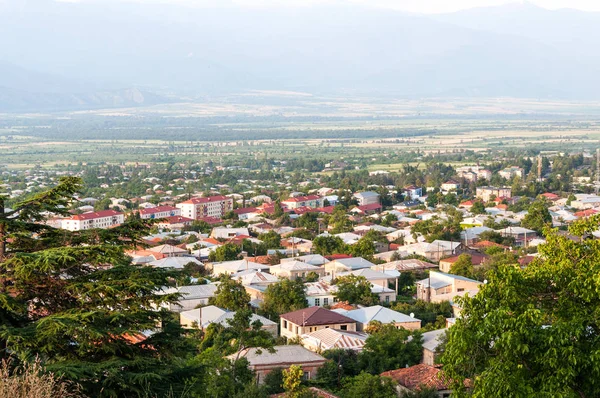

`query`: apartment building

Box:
[60,210,125,231]
[139,205,181,220]
[176,195,233,220]
[281,195,322,210]
[476,186,512,202]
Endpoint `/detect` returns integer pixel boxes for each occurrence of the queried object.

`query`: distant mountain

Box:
[1,0,600,109]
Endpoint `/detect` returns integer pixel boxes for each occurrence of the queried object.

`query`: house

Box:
[374,259,438,272]
[281,237,313,254]
[282,195,322,210]
[305,281,338,307]
[440,180,460,192]
[210,259,270,276]
[210,227,250,240]
[139,205,181,220]
[149,256,203,270]
[147,244,189,258]
[324,257,376,276]
[476,186,512,202]
[179,305,277,336]
[350,203,382,215]
[422,329,447,366]
[353,191,380,206]
[233,207,261,221]
[156,216,194,230]
[337,268,397,290]
[176,195,234,220]
[60,210,124,231]
[404,185,423,200]
[230,345,327,383]
[336,305,421,331]
[438,253,488,273]
[498,166,524,180]
[496,226,537,246]
[301,328,368,353]
[460,226,493,245]
[382,364,468,398]
[281,254,329,266]
[269,261,325,280]
[160,284,218,312]
[280,306,357,339]
[416,271,482,303]
[401,240,462,262]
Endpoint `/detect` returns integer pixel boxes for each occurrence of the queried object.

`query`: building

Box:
[160,284,218,312]
[282,195,322,210]
[440,180,460,192]
[353,191,380,206]
[176,195,233,220]
[230,345,327,383]
[498,166,524,180]
[301,328,368,352]
[335,305,421,331]
[269,261,326,280]
[496,226,537,246]
[138,205,181,220]
[60,210,125,231]
[280,306,357,339]
[210,259,270,276]
[476,186,512,202]
[146,244,189,258]
[416,271,482,303]
[404,185,423,200]
[382,364,468,398]
[210,227,250,240]
[422,329,447,366]
[439,253,489,273]
[179,305,277,336]
[305,281,338,307]
[324,257,376,276]
[401,240,462,262]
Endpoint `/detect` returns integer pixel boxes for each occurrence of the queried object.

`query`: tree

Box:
[313,235,346,255]
[209,243,242,262]
[470,200,486,215]
[442,216,600,397]
[316,349,361,390]
[263,367,285,395]
[334,275,379,306]
[209,277,250,311]
[392,300,453,328]
[359,323,423,374]
[521,199,552,235]
[282,365,316,398]
[0,177,201,397]
[260,279,308,319]
[449,253,474,278]
[399,386,440,398]
[340,372,397,398]
[258,230,282,249]
[348,236,376,259]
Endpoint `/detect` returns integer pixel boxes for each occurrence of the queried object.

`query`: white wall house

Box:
[60,210,124,231]
[176,195,234,219]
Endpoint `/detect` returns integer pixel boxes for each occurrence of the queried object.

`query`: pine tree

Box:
[0,177,200,397]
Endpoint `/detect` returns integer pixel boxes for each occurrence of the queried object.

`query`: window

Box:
[457,288,465,292]
[283,320,287,329]
[333,297,339,303]
[323,298,329,306]
[302,371,310,380]
[385,296,390,303]
[340,325,348,331]
[315,298,321,306]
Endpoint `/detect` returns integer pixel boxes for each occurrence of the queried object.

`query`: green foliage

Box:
[470,200,486,215]
[340,372,397,398]
[359,324,423,374]
[399,386,440,398]
[328,206,354,234]
[263,367,285,395]
[411,217,461,243]
[392,300,453,327]
[283,365,305,397]
[347,236,376,259]
[260,279,308,319]
[316,349,361,390]
[258,230,282,249]
[334,275,379,306]
[449,253,474,278]
[442,216,600,397]
[312,235,346,255]
[521,198,552,235]
[209,243,242,262]
[209,277,250,311]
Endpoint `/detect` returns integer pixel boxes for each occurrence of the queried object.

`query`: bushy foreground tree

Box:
[0,177,200,397]
[443,216,600,397]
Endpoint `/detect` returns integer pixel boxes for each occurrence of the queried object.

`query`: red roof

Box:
[460,200,475,207]
[315,206,335,214]
[294,206,319,215]
[178,195,231,205]
[325,254,353,260]
[139,205,178,215]
[234,207,258,215]
[197,216,223,225]
[472,240,506,249]
[282,195,321,203]
[440,252,488,266]
[382,364,468,391]
[69,210,123,221]
[574,209,598,218]
[353,203,382,212]
[280,306,356,327]
[541,193,560,200]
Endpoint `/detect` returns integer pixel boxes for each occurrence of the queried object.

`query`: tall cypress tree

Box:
[0,177,201,397]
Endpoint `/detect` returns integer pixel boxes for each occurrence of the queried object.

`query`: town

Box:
[2,146,599,397]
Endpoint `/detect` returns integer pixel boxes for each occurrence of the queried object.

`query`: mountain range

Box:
[1,0,600,111]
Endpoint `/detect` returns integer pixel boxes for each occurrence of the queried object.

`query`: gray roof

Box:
[422,328,448,352]
[339,305,421,325]
[230,345,326,366]
[354,191,380,198]
[177,284,218,300]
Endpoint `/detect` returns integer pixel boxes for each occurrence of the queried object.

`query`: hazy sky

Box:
[57,0,600,13]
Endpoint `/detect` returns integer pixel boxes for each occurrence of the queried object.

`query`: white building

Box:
[139,205,181,220]
[353,191,380,206]
[176,195,233,220]
[60,210,125,231]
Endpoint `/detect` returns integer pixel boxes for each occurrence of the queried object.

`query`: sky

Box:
[54,0,600,13]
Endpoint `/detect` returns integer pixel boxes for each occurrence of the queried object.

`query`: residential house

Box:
[210,227,250,240]
[422,329,448,366]
[269,261,325,280]
[476,186,512,202]
[301,328,368,353]
[350,203,382,215]
[324,257,376,276]
[499,166,524,180]
[460,226,493,245]
[230,345,327,383]
[156,216,194,230]
[401,240,462,262]
[149,257,203,270]
[161,284,218,312]
[60,210,124,231]
[439,253,488,273]
[373,259,438,272]
[353,191,380,206]
[280,306,357,339]
[176,195,233,219]
[416,271,482,303]
[305,281,338,307]
[231,269,279,300]
[404,185,423,200]
[281,254,329,266]
[440,180,460,192]
[282,195,322,210]
[147,244,189,258]
[179,305,277,336]
[496,226,537,246]
[210,259,270,276]
[337,268,397,291]
[336,305,421,331]
[382,364,467,398]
